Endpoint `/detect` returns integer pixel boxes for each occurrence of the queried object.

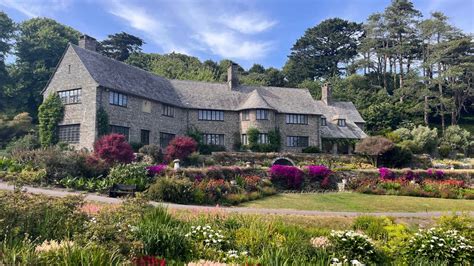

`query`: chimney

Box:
[227,62,239,90]
[78,34,98,51]
[321,82,332,105]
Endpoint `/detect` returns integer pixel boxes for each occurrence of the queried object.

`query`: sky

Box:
[1,0,473,69]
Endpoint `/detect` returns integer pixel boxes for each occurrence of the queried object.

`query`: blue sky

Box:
[1,0,473,69]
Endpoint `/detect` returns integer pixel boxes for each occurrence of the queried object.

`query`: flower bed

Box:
[1,191,472,265]
[348,168,474,199]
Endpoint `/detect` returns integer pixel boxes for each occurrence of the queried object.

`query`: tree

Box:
[0,112,33,148]
[249,64,265,74]
[99,32,144,61]
[13,18,79,119]
[165,136,198,162]
[355,136,395,166]
[93,133,135,165]
[284,18,363,84]
[440,125,471,156]
[0,12,15,111]
[38,94,64,147]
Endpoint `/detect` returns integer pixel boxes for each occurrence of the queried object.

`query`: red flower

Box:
[132,256,166,266]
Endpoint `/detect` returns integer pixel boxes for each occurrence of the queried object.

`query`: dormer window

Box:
[337,119,346,127]
[321,117,327,126]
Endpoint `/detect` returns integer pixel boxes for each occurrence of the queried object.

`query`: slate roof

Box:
[316,100,367,139]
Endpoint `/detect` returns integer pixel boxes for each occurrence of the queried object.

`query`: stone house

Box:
[42,35,367,153]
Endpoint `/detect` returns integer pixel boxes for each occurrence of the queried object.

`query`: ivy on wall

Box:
[246,127,281,152]
[96,106,109,137]
[38,94,64,147]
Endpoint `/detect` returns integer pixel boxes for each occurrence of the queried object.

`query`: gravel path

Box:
[0,182,471,218]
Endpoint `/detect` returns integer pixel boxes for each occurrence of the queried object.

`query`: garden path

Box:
[0,181,471,218]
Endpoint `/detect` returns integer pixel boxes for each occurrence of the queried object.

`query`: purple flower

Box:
[307,165,331,180]
[269,165,303,189]
[426,168,445,180]
[404,170,417,181]
[379,167,395,180]
[146,164,167,176]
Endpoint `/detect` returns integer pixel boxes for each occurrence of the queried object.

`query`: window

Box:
[202,134,225,146]
[258,133,269,144]
[58,89,81,104]
[109,91,128,107]
[321,117,327,126]
[241,134,248,145]
[256,109,268,120]
[160,132,175,148]
[241,110,250,121]
[337,119,346,127]
[110,125,130,141]
[142,100,151,113]
[141,129,150,145]
[162,104,174,117]
[286,114,308,124]
[287,136,309,147]
[58,124,80,143]
[198,110,224,121]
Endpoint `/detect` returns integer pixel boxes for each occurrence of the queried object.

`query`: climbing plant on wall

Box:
[96,106,109,137]
[38,94,64,147]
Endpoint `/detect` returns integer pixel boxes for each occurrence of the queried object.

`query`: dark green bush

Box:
[135,207,193,262]
[147,177,194,204]
[379,145,412,168]
[302,146,320,153]
[199,144,226,155]
[5,134,40,154]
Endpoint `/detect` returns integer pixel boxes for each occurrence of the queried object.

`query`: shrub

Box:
[146,164,167,177]
[0,191,86,242]
[165,136,198,162]
[440,125,471,157]
[355,136,394,167]
[36,243,124,265]
[108,163,150,191]
[96,107,109,137]
[38,94,64,147]
[378,145,412,168]
[302,146,320,153]
[147,177,194,204]
[139,144,163,163]
[404,228,473,264]
[0,112,34,148]
[379,167,395,180]
[269,165,303,189]
[306,165,331,181]
[5,134,40,154]
[199,144,226,155]
[94,134,135,165]
[194,178,231,204]
[135,207,193,262]
[329,230,379,264]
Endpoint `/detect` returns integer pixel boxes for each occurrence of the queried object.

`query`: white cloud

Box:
[107,1,190,54]
[0,0,71,18]
[200,31,273,60]
[105,0,276,61]
[220,12,277,34]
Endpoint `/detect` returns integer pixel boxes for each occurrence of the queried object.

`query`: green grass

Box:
[239,192,474,213]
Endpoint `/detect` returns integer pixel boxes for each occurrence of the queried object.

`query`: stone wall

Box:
[42,46,98,150]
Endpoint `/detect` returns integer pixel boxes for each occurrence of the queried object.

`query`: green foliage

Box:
[302,146,320,153]
[404,227,473,264]
[0,112,33,148]
[379,144,413,168]
[440,125,471,157]
[96,106,109,137]
[355,136,394,166]
[11,17,80,117]
[136,207,193,262]
[0,191,86,242]
[139,144,163,163]
[38,94,64,147]
[36,243,125,266]
[329,230,380,264]
[5,134,40,154]
[147,177,195,204]
[108,163,151,191]
[285,18,362,84]
[99,32,143,61]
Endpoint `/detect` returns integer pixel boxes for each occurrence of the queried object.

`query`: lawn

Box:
[239,192,474,213]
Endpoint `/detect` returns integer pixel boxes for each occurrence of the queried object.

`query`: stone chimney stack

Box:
[227,62,239,90]
[322,82,332,105]
[78,34,98,51]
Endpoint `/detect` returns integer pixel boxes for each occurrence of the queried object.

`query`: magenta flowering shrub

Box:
[379,167,395,180]
[306,165,332,181]
[269,165,303,189]
[146,164,167,176]
[403,170,416,181]
[426,168,445,180]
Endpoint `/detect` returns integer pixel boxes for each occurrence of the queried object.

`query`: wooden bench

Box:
[109,184,137,198]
